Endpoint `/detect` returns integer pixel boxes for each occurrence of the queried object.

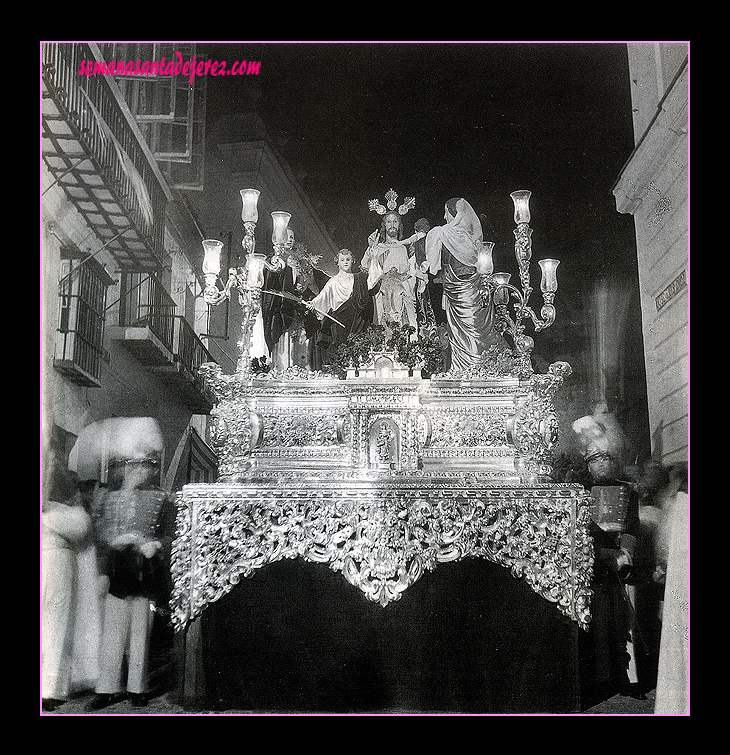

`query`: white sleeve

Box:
[44,503,91,545]
[310,282,334,319]
[366,254,383,290]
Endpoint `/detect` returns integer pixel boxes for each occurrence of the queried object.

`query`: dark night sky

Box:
[198,41,638,278]
[194,41,649,441]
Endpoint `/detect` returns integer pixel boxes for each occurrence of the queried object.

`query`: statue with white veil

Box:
[423,197,506,372]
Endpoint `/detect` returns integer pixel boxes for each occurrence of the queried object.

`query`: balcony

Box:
[110,273,216,413]
[160,317,217,413]
[42,42,170,270]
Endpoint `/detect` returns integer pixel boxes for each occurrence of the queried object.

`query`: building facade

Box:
[42,42,218,490]
[42,43,344,492]
[613,43,689,465]
[185,110,341,374]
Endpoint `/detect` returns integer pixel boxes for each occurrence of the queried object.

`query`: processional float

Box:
[169,188,594,637]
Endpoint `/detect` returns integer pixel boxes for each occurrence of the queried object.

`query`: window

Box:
[99,42,206,191]
[54,254,114,386]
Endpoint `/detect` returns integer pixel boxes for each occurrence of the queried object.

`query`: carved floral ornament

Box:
[170,476,594,633]
[198,361,571,481]
[172,182,592,646]
[176,362,590,630]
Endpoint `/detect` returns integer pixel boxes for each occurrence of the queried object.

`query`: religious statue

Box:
[260,229,329,370]
[306,248,383,367]
[410,216,442,334]
[362,189,425,335]
[423,197,506,372]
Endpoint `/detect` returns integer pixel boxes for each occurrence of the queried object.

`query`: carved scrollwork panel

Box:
[170,480,594,633]
[428,408,508,448]
[261,410,342,448]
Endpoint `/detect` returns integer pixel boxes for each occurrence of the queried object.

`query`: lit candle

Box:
[240,189,260,223]
[510,190,531,224]
[476,241,495,276]
[271,211,292,245]
[538,259,560,293]
[202,239,224,276]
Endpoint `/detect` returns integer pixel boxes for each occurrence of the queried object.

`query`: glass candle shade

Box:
[245,253,267,289]
[271,211,292,245]
[538,258,560,293]
[492,272,511,305]
[202,239,224,276]
[240,189,260,223]
[476,241,495,276]
[510,190,531,224]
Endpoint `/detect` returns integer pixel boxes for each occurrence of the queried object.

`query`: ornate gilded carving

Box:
[260,410,342,448]
[505,362,573,483]
[427,408,508,448]
[198,360,571,482]
[207,408,254,481]
[170,476,594,632]
[179,361,592,634]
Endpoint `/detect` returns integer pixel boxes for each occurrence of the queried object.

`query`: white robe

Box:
[361,242,416,328]
[654,490,689,714]
[310,262,382,320]
[42,501,92,700]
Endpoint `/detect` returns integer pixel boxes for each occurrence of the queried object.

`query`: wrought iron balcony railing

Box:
[54,256,115,387]
[118,271,177,354]
[175,315,216,384]
[42,42,169,269]
[115,272,216,411]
